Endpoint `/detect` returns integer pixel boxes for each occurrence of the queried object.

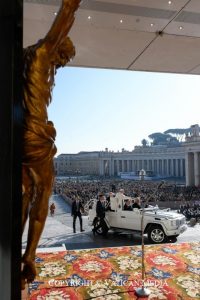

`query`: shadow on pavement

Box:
[64,231,149,250]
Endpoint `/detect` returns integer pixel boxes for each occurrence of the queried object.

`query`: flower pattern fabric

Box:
[38,262,67,278]
[116,255,141,271]
[30,287,82,300]
[29,242,200,300]
[184,252,200,264]
[175,275,200,298]
[72,255,113,279]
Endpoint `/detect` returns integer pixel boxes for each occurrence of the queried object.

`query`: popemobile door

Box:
[119,208,142,231]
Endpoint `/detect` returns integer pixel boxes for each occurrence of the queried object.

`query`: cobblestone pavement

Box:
[22,194,200,250]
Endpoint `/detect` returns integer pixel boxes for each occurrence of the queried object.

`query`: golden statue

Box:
[21,0,80,289]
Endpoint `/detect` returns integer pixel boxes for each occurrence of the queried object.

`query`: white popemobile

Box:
[87,193,187,244]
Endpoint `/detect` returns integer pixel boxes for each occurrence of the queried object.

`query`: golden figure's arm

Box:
[43,0,80,53]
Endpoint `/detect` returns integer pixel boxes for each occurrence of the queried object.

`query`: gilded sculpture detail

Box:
[22,0,80,289]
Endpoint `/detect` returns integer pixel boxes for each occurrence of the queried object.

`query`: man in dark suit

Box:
[71,196,85,233]
[132,197,141,209]
[93,194,108,236]
[123,199,132,211]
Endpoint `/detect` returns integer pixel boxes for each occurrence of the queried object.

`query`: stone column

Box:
[113,160,116,175]
[146,159,148,171]
[166,159,168,176]
[185,154,189,185]
[99,160,104,176]
[119,160,122,173]
[110,159,114,176]
[105,160,109,176]
[126,160,128,172]
[139,160,142,170]
[163,159,166,176]
[148,160,151,171]
[155,160,157,174]
[168,159,171,176]
[171,159,174,176]
[158,159,162,175]
[152,159,155,173]
[185,152,195,186]
[182,159,185,177]
[116,160,119,175]
[129,160,132,172]
[194,152,200,186]
[132,160,134,172]
[132,160,135,172]
[160,159,163,175]
[162,159,164,175]
[180,158,184,177]
[157,159,160,175]
[135,160,138,173]
[107,160,110,176]
[124,160,127,172]
[151,160,154,172]
[121,160,124,172]
[176,159,179,177]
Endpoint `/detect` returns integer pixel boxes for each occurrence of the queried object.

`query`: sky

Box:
[48,67,200,156]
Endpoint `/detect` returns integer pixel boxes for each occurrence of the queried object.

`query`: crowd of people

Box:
[179,202,200,221]
[53,178,200,222]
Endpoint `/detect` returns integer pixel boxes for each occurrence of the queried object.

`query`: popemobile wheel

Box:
[148,225,166,244]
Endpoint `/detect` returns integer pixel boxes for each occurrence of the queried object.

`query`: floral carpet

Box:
[29,242,200,300]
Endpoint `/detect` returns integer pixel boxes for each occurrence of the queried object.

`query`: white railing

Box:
[83,199,110,214]
[83,198,96,214]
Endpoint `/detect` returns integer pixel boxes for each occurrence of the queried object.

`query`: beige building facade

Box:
[54,125,200,186]
[54,145,186,179]
[54,152,101,176]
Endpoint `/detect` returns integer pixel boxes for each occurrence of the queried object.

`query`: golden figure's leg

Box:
[22,166,34,234]
[22,161,54,287]
[21,166,36,289]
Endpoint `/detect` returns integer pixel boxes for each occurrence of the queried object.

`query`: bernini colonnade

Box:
[99,156,186,178]
[55,125,200,187]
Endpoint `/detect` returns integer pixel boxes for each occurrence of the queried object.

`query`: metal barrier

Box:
[83,199,110,215]
[83,198,96,214]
